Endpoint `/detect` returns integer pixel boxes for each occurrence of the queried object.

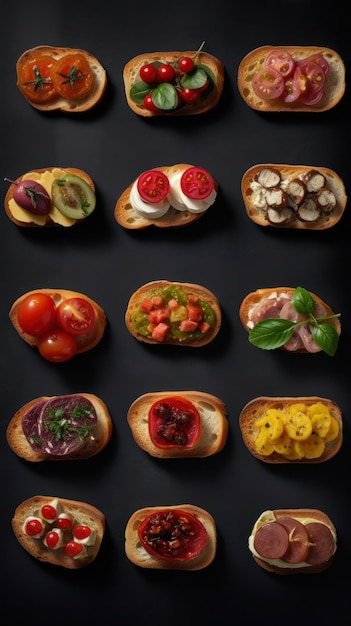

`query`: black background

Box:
[1,1,350,624]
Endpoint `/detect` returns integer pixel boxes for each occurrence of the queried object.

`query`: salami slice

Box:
[276,517,310,563]
[305,522,335,564]
[37,395,97,456]
[21,400,48,452]
[253,521,289,559]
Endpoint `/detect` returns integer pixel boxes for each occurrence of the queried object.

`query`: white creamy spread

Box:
[130,170,217,218]
[248,510,336,569]
[9,169,77,226]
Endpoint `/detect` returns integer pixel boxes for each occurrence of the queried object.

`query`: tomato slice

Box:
[180,166,214,200]
[56,297,95,336]
[148,396,201,449]
[265,50,295,78]
[17,55,58,103]
[38,328,78,362]
[296,58,326,105]
[51,53,93,100]
[279,66,307,103]
[252,68,285,100]
[138,509,208,560]
[136,170,170,203]
[17,293,57,336]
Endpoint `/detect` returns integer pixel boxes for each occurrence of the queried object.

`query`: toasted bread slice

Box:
[4,167,96,227]
[239,396,342,463]
[16,45,107,112]
[241,164,347,229]
[123,49,224,116]
[127,391,228,458]
[125,280,221,346]
[6,393,113,461]
[238,45,345,112]
[125,504,216,570]
[12,495,105,568]
[249,509,336,574]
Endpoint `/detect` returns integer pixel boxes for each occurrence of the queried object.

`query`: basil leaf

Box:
[249,318,295,350]
[152,83,178,110]
[292,286,316,315]
[197,62,216,84]
[312,323,340,357]
[130,80,152,104]
[180,67,208,89]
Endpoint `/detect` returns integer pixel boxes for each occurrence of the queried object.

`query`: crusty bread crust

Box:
[125,280,221,346]
[125,504,216,570]
[123,50,224,117]
[239,396,343,464]
[9,288,107,353]
[241,164,347,230]
[4,167,96,227]
[239,287,341,352]
[115,164,218,229]
[251,509,336,574]
[127,391,228,458]
[16,46,107,112]
[238,45,345,112]
[12,495,105,569]
[6,393,113,462]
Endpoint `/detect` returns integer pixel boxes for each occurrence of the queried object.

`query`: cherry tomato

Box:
[265,50,295,78]
[143,93,159,112]
[25,519,43,536]
[252,68,285,100]
[180,87,202,104]
[139,63,158,83]
[137,170,170,203]
[57,297,95,336]
[157,63,176,83]
[17,55,57,103]
[45,531,60,548]
[17,293,57,336]
[148,396,201,449]
[41,504,57,520]
[38,328,77,363]
[178,56,195,73]
[138,509,208,560]
[57,515,73,530]
[73,525,91,540]
[64,541,84,558]
[51,53,93,100]
[180,166,215,200]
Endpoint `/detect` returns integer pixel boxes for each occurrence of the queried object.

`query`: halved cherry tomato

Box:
[265,50,295,78]
[148,396,201,449]
[17,55,57,103]
[17,293,57,336]
[138,508,208,560]
[252,68,285,100]
[137,170,170,203]
[140,63,158,83]
[56,297,95,336]
[38,328,77,362]
[51,53,93,100]
[180,166,214,200]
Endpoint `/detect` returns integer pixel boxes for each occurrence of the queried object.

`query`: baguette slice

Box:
[4,167,96,227]
[6,393,113,461]
[242,164,347,229]
[239,287,341,353]
[12,495,105,569]
[125,504,216,570]
[238,45,345,112]
[125,280,221,346]
[249,509,336,574]
[239,396,342,463]
[127,391,228,458]
[16,45,107,112]
[114,164,218,229]
[9,288,106,354]
[123,49,224,116]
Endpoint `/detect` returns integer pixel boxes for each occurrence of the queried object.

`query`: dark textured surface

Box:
[1,2,350,624]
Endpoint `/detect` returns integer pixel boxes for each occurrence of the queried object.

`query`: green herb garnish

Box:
[248,286,341,356]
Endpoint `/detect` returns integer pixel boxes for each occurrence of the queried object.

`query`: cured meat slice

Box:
[37,394,97,456]
[21,400,48,452]
[276,517,310,563]
[305,522,335,564]
[253,521,289,559]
